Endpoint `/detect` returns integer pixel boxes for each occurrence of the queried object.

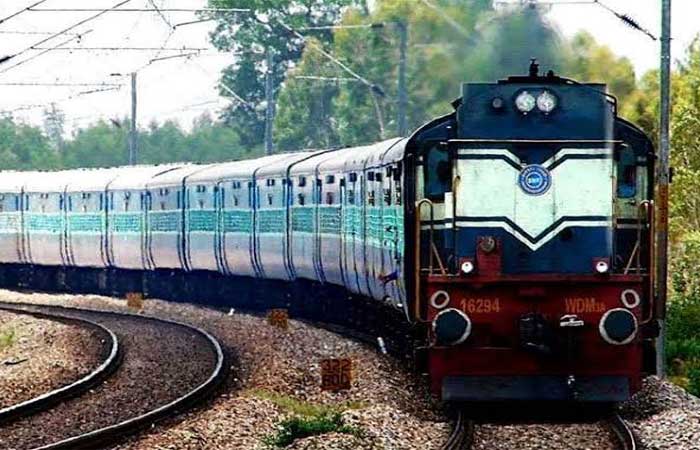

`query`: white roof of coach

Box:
[146,164,212,189]
[0,171,35,193]
[108,165,184,190]
[65,167,122,193]
[256,152,320,179]
[288,149,343,176]
[23,169,85,193]
[187,152,311,184]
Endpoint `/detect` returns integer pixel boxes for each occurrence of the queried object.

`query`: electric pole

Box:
[264,49,274,155]
[129,72,138,165]
[656,0,672,376]
[397,21,408,137]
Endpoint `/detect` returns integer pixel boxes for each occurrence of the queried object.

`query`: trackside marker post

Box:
[267,309,289,330]
[321,358,353,392]
[126,292,144,312]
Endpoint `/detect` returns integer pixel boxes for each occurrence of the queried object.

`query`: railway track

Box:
[0,302,227,450]
[608,413,639,450]
[0,306,121,425]
[441,410,474,450]
[443,410,638,450]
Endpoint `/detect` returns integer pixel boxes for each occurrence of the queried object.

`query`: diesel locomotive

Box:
[0,64,658,402]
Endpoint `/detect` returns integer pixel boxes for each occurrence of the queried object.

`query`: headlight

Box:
[537,90,557,113]
[515,91,536,113]
[460,260,475,275]
[599,308,638,345]
[433,308,472,346]
[595,260,610,274]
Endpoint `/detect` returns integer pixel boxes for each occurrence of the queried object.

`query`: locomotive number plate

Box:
[321,358,353,392]
[564,297,605,314]
[267,309,289,330]
[460,298,501,314]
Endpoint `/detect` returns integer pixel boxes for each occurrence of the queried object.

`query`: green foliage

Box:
[0,116,60,170]
[688,365,700,396]
[253,390,365,447]
[252,389,365,417]
[263,412,362,448]
[207,0,360,147]
[0,329,16,350]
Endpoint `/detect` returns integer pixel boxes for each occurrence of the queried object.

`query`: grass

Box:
[252,390,366,448]
[0,329,16,350]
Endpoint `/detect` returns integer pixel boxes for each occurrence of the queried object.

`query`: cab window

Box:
[617,147,637,199]
[424,145,451,200]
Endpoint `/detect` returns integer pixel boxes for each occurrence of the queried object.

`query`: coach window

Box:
[424,145,451,201]
[298,193,305,206]
[326,192,334,205]
[617,146,637,198]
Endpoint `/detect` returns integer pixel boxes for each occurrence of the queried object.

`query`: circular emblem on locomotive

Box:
[518,165,551,196]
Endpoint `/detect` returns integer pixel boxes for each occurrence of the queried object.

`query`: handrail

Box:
[414,198,435,322]
[641,200,655,325]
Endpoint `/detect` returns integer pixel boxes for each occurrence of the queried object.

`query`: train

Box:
[0,63,658,402]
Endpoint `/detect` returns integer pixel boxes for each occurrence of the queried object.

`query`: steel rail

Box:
[0,302,227,450]
[608,414,638,450]
[441,410,474,450]
[0,305,121,424]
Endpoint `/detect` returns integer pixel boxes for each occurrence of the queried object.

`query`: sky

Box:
[0,0,697,135]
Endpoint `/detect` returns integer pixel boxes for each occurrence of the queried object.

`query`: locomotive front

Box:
[407,64,656,402]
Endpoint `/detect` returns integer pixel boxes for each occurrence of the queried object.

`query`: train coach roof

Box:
[108,165,185,190]
[146,164,214,189]
[289,148,343,175]
[186,152,318,183]
[65,167,123,193]
[0,171,35,193]
[23,169,89,193]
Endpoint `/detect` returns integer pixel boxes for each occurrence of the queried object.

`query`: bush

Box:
[687,364,700,396]
[263,413,362,448]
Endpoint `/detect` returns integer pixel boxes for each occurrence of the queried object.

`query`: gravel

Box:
[2,290,697,450]
[0,290,449,450]
[621,376,700,449]
[0,310,105,410]
[0,300,218,450]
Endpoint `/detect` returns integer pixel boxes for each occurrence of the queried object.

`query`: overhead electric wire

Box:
[0,0,135,69]
[32,46,209,51]
[418,0,471,39]
[592,0,656,40]
[274,18,384,96]
[0,0,50,25]
[0,82,121,87]
[0,30,95,75]
[26,8,250,13]
[147,0,172,28]
[149,51,200,63]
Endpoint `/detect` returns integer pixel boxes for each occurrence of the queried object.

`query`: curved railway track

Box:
[0,302,227,450]
[0,306,121,425]
[608,413,638,450]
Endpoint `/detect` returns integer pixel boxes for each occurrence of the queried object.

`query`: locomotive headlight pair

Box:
[515,90,558,114]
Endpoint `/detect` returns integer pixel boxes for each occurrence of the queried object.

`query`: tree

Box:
[565,31,637,107]
[61,119,129,168]
[207,0,361,148]
[0,116,58,170]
